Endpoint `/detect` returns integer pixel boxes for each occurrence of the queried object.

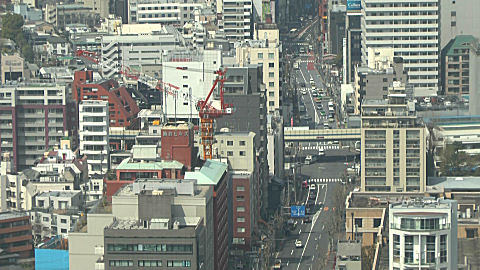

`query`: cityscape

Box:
[0,0,479,269]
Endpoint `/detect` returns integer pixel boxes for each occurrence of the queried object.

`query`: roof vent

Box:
[455,177,464,181]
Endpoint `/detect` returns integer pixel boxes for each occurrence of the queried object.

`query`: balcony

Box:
[364,144,386,149]
[391,223,450,231]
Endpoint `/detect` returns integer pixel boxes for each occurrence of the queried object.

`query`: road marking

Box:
[299,229,302,234]
[287,261,289,267]
[319,234,322,239]
[291,249,294,255]
[316,244,318,250]
[297,184,328,270]
[275,252,279,259]
[312,255,315,261]
[322,225,325,230]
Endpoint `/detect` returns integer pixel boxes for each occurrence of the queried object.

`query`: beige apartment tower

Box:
[361,82,427,192]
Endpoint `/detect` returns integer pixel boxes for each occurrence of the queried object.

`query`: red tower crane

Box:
[194,68,234,160]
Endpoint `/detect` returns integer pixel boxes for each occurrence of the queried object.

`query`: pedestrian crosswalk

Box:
[308,178,343,183]
[302,145,339,150]
[298,60,315,63]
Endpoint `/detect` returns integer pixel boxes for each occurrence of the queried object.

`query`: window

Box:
[269,101,275,106]
[268,63,274,68]
[237,227,246,233]
[239,151,246,156]
[440,235,447,263]
[227,140,233,146]
[237,206,245,212]
[43,217,49,222]
[236,195,245,201]
[237,217,245,222]
[354,218,362,228]
[268,82,275,87]
[373,218,381,227]
[61,229,67,233]
[451,11,456,16]
[466,228,478,238]
[393,234,400,263]
[167,260,191,267]
[227,151,233,156]
[109,260,133,267]
[236,186,245,192]
[426,236,435,264]
[239,141,246,146]
[451,21,456,26]
[268,53,274,59]
[139,260,162,267]
[383,78,388,82]
[269,72,274,78]
[404,235,414,263]
[258,53,263,59]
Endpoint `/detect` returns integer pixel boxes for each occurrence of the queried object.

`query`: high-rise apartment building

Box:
[79,100,109,175]
[361,82,427,192]
[127,0,207,25]
[441,35,476,97]
[220,0,253,41]
[100,24,186,78]
[236,27,281,113]
[345,12,362,83]
[361,0,439,96]
[0,84,67,172]
[389,198,458,270]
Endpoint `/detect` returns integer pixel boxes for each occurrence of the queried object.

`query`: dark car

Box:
[303,216,312,223]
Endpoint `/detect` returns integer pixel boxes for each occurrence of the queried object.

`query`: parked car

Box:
[295,239,303,248]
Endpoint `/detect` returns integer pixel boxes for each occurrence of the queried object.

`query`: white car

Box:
[301,90,307,95]
[310,184,316,190]
[295,239,303,248]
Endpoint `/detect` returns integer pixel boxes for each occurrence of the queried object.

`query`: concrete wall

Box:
[439,0,480,50]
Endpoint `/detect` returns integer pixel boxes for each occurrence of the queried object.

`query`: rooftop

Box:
[337,240,361,257]
[37,190,81,198]
[347,192,425,208]
[445,35,477,56]
[108,217,201,230]
[0,211,29,221]
[390,198,454,211]
[428,176,480,191]
[184,160,228,186]
[116,157,184,171]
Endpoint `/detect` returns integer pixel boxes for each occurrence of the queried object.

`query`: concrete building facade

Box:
[1,54,24,84]
[220,0,253,41]
[389,198,458,270]
[361,82,427,192]
[439,0,480,50]
[469,39,480,116]
[79,100,109,175]
[0,84,67,172]
[361,0,439,96]
[0,211,33,260]
[235,28,281,114]
[127,0,206,26]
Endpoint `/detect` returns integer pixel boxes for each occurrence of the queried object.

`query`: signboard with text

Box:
[347,0,361,11]
[290,205,306,218]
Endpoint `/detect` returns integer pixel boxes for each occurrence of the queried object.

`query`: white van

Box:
[318,148,325,156]
[305,155,313,165]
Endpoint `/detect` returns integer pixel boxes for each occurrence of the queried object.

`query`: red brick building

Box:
[0,212,33,262]
[231,171,256,250]
[160,122,196,170]
[185,160,229,270]
[72,70,140,128]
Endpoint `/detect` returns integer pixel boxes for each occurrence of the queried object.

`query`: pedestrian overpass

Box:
[284,128,361,142]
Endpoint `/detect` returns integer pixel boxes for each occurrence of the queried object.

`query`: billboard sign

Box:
[290,205,306,218]
[347,0,361,11]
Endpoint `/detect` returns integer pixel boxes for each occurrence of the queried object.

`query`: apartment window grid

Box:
[361,0,439,90]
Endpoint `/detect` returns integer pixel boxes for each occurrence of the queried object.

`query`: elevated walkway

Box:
[284,128,361,141]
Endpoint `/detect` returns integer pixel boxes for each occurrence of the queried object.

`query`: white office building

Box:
[361,0,439,96]
[220,0,253,41]
[161,49,222,123]
[79,100,109,176]
[389,198,457,270]
[101,24,186,78]
[127,0,209,26]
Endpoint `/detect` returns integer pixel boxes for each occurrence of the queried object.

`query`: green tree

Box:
[440,142,468,176]
[1,13,34,62]
[1,13,24,41]
[362,245,376,270]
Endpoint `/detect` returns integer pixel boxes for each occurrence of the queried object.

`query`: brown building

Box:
[442,35,477,96]
[72,70,140,129]
[161,122,196,170]
[0,212,33,261]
